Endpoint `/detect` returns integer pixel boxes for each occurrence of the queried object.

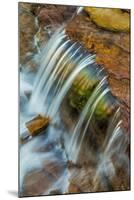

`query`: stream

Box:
[19,7,130,197]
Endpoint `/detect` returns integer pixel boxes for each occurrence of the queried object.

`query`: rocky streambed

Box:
[19,3,130,197]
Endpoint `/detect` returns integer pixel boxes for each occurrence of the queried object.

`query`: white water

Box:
[68,77,109,162]
[29,26,129,170]
[20,28,129,195]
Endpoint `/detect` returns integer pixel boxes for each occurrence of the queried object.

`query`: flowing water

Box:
[19,28,130,196]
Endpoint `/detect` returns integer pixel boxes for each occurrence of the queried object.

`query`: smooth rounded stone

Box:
[84,8,130,32]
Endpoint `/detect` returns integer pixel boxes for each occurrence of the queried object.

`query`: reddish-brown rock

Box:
[66,14,130,133]
[19,3,38,65]
[37,5,76,28]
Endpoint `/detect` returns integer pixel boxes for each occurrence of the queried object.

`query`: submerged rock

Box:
[25,115,50,137]
[22,159,66,196]
[68,183,81,193]
[68,165,96,193]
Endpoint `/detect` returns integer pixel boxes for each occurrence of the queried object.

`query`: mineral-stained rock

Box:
[37,5,77,28]
[25,115,50,137]
[84,8,130,32]
[66,14,130,133]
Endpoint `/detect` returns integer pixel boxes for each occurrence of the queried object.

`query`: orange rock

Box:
[25,115,50,136]
[66,14,130,133]
[68,183,81,193]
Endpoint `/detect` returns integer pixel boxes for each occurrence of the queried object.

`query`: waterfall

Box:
[93,120,129,191]
[67,77,109,162]
[29,27,96,116]
[28,28,128,167]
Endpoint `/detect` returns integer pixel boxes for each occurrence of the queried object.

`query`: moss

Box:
[68,69,117,121]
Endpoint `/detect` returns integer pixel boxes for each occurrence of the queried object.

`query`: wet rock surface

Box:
[19,3,39,66]
[26,114,50,137]
[66,12,130,133]
[19,3,130,196]
[23,159,66,196]
[84,8,130,32]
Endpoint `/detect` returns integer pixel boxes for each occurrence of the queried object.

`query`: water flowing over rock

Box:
[66,12,130,133]
[19,3,130,197]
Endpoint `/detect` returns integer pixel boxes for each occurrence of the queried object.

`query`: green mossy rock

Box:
[68,68,118,120]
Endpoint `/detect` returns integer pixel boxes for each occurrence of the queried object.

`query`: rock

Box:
[19,3,38,66]
[23,159,66,196]
[23,170,55,196]
[68,183,81,193]
[68,165,96,193]
[120,100,130,133]
[84,8,130,32]
[43,160,66,179]
[49,189,62,195]
[37,5,77,28]
[19,2,33,12]
[109,168,130,191]
[25,115,50,136]
[34,5,77,46]
[19,130,30,144]
[66,14,130,133]
[93,162,130,192]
